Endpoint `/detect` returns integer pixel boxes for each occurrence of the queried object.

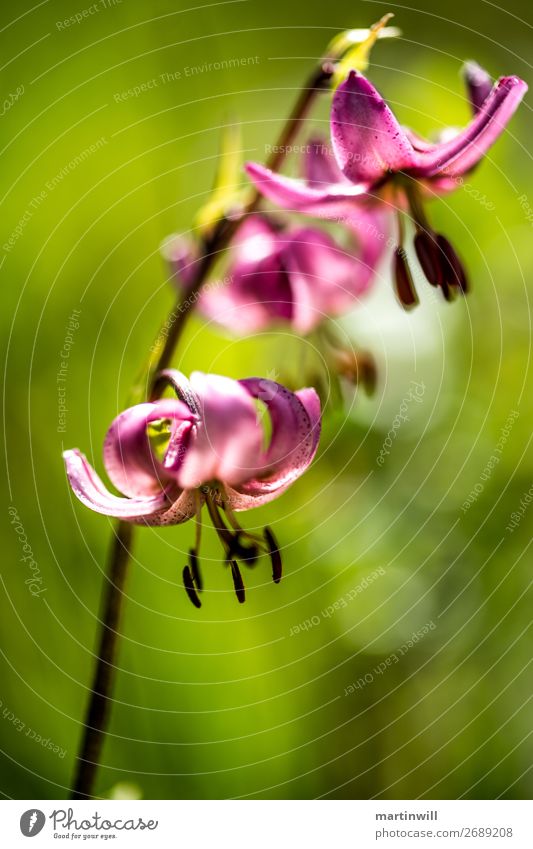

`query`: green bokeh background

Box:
[1,0,532,799]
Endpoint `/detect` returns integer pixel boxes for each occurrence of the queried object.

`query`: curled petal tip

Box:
[63,448,171,521]
[224,380,321,510]
[462,61,493,114]
[462,60,491,83]
[412,70,527,179]
[500,75,527,91]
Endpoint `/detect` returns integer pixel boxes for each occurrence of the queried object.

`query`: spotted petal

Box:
[225,379,321,508]
[331,71,417,184]
[103,399,195,497]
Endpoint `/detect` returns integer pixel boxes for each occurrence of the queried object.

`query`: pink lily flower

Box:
[63,370,320,606]
[246,64,527,305]
[166,214,382,335]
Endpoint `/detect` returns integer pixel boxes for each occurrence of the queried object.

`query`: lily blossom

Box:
[64,370,320,606]
[246,64,527,305]
[165,214,381,335]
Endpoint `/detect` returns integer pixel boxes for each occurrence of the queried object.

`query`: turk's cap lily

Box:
[246,64,526,307]
[330,70,526,184]
[63,370,320,525]
[64,371,320,607]
[165,215,379,335]
[246,65,526,206]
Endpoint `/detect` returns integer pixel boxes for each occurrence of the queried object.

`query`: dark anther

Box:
[335,350,377,395]
[437,234,469,294]
[414,230,442,287]
[228,532,259,565]
[238,542,260,566]
[183,565,201,608]
[359,353,377,396]
[393,247,418,309]
[189,548,202,592]
[230,561,246,603]
[264,526,282,584]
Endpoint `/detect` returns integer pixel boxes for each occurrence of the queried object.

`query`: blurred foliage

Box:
[1,0,532,800]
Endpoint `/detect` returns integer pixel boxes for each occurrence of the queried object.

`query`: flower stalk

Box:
[71,521,133,799]
[70,53,332,801]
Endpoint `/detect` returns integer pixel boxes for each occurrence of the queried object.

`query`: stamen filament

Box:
[189,548,202,592]
[206,492,260,564]
[221,490,264,544]
[404,182,431,232]
[194,489,203,552]
[205,493,234,549]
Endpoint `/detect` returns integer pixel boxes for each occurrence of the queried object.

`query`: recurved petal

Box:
[284,227,373,333]
[303,136,349,187]
[200,224,294,333]
[245,161,369,218]
[331,71,417,184]
[463,61,493,114]
[223,483,293,510]
[154,369,202,416]
[63,448,173,521]
[229,379,320,507]
[199,266,293,333]
[403,128,434,153]
[411,75,527,178]
[295,386,321,430]
[177,372,264,489]
[344,205,390,271]
[230,215,280,267]
[143,489,198,526]
[103,399,194,498]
